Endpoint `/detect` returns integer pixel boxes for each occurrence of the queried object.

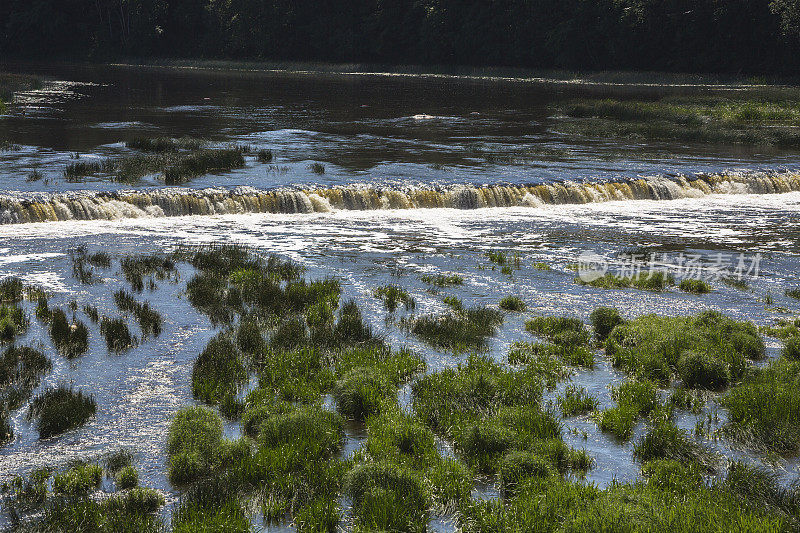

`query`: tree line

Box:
[2,0,800,74]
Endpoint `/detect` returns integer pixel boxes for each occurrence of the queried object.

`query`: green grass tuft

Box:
[27,384,96,438]
[679,278,712,294]
[499,295,527,312]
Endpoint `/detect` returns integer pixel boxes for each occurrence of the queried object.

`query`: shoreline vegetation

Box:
[2,246,799,531]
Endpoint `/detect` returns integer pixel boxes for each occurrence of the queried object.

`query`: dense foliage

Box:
[2,1,800,73]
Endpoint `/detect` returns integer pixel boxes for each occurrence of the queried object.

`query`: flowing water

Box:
[1,64,799,529]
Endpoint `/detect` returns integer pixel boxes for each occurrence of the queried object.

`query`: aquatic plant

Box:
[83,304,99,323]
[633,419,714,469]
[722,358,800,453]
[344,461,429,533]
[53,463,103,495]
[259,404,344,457]
[192,335,248,405]
[679,278,712,294]
[427,458,473,513]
[333,367,392,419]
[0,304,27,344]
[783,337,800,360]
[598,380,659,440]
[365,409,439,470]
[121,253,177,292]
[27,384,96,438]
[0,410,11,444]
[407,305,504,351]
[678,350,730,390]
[100,316,134,352]
[126,136,205,153]
[605,311,764,385]
[114,289,163,338]
[0,277,23,303]
[0,345,51,411]
[499,295,526,311]
[558,385,599,417]
[163,148,246,184]
[167,406,223,485]
[48,309,89,357]
[373,284,416,311]
[116,465,139,490]
[722,276,750,290]
[256,149,274,163]
[785,288,800,299]
[294,498,339,533]
[577,271,674,291]
[499,450,556,496]
[590,306,623,341]
[308,162,325,174]
[420,273,464,287]
[486,251,507,265]
[525,315,590,346]
[171,475,250,532]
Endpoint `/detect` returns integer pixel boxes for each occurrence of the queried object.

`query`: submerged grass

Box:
[420,273,464,287]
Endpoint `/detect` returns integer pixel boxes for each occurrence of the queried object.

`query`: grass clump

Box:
[114,289,163,338]
[344,461,429,533]
[598,380,659,440]
[578,271,674,291]
[499,295,526,312]
[100,317,134,352]
[308,162,326,174]
[27,384,96,438]
[633,419,714,469]
[121,253,177,292]
[166,406,223,485]
[50,309,89,358]
[164,148,246,184]
[590,306,623,341]
[0,345,51,411]
[373,284,415,312]
[785,288,800,299]
[783,337,800,360]
[256,149,274,163]
[116,465,139,489]
[126,136,205,153]
[420,273,464,287]
[679,278,712,294]
[606,311,764,385]
[333,367,392,419]
[525,315,591,346]
[192,335,248,405]
[294,498,339,533]
[53,463,103,495]
[406,305,504,351]
[721,358,800,453]
[678,350,731,390]
[0,304,27,344]
[0,277,23,303]
[558,385,599,417]
[364,409,439,470]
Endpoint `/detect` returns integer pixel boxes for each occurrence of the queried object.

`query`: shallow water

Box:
[1,64,799,530]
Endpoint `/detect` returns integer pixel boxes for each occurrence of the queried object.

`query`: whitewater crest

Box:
[1,171,798,225]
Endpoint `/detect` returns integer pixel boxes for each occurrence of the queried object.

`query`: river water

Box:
[1,64,799,529]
